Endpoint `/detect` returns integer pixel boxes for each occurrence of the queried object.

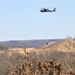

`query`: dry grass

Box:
[9,51,62,75]
[0,49,75,75]
[9,50,75,75]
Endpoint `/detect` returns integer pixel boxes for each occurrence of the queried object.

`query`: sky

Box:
[0,0,75,41]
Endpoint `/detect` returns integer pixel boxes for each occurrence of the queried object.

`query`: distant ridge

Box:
[0,39,59,48]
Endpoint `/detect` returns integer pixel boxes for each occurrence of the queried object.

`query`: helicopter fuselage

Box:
[40,8,56,13]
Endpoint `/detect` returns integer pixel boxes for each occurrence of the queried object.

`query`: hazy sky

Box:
[0,0,75,41]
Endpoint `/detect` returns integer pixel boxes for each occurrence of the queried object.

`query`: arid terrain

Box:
[0,38,75,75]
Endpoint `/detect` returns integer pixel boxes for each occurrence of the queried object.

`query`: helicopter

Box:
[40,8,56,13]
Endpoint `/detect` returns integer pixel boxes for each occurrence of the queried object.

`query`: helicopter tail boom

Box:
[53,8,56,12]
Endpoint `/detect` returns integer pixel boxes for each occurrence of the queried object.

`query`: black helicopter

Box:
[40,8,56,13]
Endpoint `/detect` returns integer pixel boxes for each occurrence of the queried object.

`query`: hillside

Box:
[29,38,75,73]
[37,38,75,51]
